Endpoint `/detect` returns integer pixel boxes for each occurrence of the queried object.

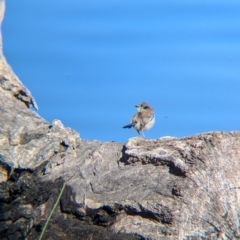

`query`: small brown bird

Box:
[123,102,155,138]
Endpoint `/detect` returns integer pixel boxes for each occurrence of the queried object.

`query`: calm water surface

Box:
[3,0,240,142]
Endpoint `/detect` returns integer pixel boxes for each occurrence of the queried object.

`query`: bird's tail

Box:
[123,122,136,129]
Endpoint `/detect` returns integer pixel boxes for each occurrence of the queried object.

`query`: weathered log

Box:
[0,1,240,239]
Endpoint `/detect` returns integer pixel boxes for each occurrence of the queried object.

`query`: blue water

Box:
[3,0,240,142]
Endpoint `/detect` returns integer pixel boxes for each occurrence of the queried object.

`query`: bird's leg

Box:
[141,131,145,138]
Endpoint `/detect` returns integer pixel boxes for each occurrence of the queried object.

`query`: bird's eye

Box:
[143,106,149,109]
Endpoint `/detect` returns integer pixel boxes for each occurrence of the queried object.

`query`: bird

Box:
[123,102,155,138]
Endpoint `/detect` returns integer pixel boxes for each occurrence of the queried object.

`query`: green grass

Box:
[38,182,66,240]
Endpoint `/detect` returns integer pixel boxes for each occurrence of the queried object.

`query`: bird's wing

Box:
[138,111,154,125]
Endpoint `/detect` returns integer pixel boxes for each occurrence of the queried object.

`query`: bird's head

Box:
[135,102,152,112]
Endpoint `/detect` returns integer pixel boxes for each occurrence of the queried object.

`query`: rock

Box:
[1,1,240,239]
[0,0,38,110]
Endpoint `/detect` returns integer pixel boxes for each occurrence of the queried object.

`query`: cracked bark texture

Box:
[1,1,240,239]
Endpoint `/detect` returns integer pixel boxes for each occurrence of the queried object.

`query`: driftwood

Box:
[0,1,240,239]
